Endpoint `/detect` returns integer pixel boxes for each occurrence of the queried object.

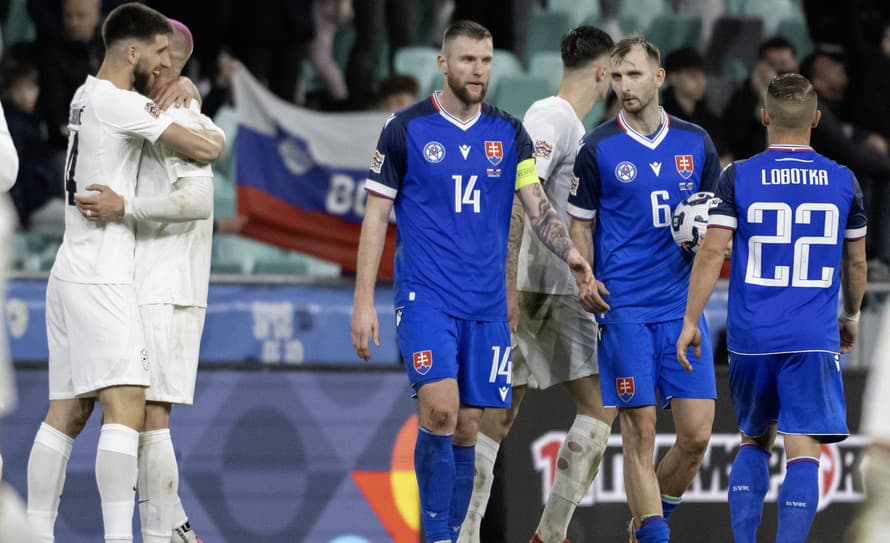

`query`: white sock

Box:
[536,415,610,543]
[96,424,139,543]
[456,432,500,543]
[138,429,186,543]
[27,422,73,543]
[852,448,890,543]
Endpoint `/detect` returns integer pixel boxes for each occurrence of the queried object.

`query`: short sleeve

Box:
[845,170,868,239]
[699,132,721,192]
[708,163,738,230]
[567,138,600,221]
[513,120,535,164]
[161,105,216,183]
[96,89,174,143]
[364,114,406,199]
[523,112,558,181]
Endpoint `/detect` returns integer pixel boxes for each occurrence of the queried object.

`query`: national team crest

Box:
[485,140,503,166]
[615,161,637,183]
[423,141,446,163]
[616,377,635,402]
[413,350,433,375]
[675,155,694,179]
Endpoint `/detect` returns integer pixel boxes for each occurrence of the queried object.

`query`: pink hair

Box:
[167,18,194,59]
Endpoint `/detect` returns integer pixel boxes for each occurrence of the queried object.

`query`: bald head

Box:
[764,73,818,130]
[167,19,194,74]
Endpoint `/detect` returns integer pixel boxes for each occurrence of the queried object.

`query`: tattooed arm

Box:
[506,195,525,331]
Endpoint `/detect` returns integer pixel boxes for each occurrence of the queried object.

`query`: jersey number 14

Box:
[453,175,481,213]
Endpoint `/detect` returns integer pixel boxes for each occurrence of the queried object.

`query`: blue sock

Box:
[635,515,670,543]
[777,457,820,543]
[728,443,771,543]
[660,494,682,520]
[448,444,475,542]
[415,427,454,543]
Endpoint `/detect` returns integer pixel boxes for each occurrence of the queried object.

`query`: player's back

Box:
[518,96,584,295]
[52,76,173,285]
[135,100,216,308]
[712,145,867,354]
[366,94,533,321]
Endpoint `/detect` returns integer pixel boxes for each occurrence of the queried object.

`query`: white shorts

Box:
[862,302,890,442]
[512,292,599,389]
[141,304,205,405]
[46,276,149,399]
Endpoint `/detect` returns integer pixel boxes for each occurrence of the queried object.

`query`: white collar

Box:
[617,107,670,150]
[432,91,482,131]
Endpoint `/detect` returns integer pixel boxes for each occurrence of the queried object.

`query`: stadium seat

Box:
[489,49,525,98]
[214,186,237,219]
[647,15,702,54]
[393,46,441,95]
[492,76,552,118]
[210,259,245,275]
[776,18,813,59]
[528,11,572,56]
[725,0,748,15]
[253,259,309,276]
[546,0,600,25]
[528,52,563,94]
[618,0,667,35]
[2,0,35,46]
[704,16,763,76]
[740,0,804,37]
[213,106,239,182]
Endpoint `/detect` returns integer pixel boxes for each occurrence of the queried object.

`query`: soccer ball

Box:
[671,191,715,256]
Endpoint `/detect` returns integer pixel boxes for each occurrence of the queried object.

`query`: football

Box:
[671,191,716,256]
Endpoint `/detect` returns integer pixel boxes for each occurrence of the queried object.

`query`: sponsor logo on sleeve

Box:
[370,150,385,174]
[144,102,161,119]
[533,139,553,160]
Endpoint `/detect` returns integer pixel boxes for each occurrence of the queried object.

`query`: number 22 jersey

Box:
[365,93,535,321]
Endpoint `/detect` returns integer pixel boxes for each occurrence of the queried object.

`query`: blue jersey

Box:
[568,109,720,324]
[710,145,867,354]
[365,93,535,321]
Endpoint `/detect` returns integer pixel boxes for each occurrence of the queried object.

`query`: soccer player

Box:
[568,35,720,543]
[351,20,604,543]
[458,25,616,543]
[73,19,215,543]
[677,73,868,543]
[25,5,223,543]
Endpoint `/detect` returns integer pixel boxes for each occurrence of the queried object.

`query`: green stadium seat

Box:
[253,259,309,276]
[528,11,572,56]
[647,15,702,54]
[489,49,525,98]
[528,52,563,93]
[393,46,441,95]
[492,76,551,118]
[726,0,748,15]
[776,18,813,59]
[2,0,35,46]
[741,0,804,37]
[214,186,236,219]
[547,0,600,25]
[212,106,239,181]
[210,259,245,275]
[618,0,667,35]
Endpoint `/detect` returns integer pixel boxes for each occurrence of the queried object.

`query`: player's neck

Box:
[96,60,134,92]
[557,80,599,122]
[437,88,481,121]
[621,102,663,135]
[768,128,812,147]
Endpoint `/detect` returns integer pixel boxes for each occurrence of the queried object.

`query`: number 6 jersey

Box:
[364,93,535,321]
[52,76,174,285]
[709,144,867,354]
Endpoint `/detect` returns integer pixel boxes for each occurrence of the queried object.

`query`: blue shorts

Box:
[729,351,849,443]
[598,316,716,408]
[396,306,512,408]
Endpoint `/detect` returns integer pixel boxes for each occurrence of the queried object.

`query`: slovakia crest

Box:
[675,155,694,179]
[423,141,446,163]
[485,140,503,165]
[413,350,433,375]
[615,161,637,183]
[616,377,635,402]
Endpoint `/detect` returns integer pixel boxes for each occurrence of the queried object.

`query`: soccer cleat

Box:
[529,535,570,543]
[172,521,202,543]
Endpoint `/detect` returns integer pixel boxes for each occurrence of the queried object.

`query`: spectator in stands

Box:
[35,0,103,151]
[376,74,419,112]
[202,52,240,120]
[345,0,417,109]
[721,38,799,162]
[225,0,315,104]
[1,62,64,233]
[662,47,728,162]
[307,0,352,106]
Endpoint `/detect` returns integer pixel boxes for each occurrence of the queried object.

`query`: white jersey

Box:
[135,100,215,307]
[0,195,15,415]
[51,76,174,285]
[517,96,586,295]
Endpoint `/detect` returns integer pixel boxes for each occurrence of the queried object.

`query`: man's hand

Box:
[154,76,201,110]
[676,319,702,372]
[351,301,380,362]
[568,250,610,313]
[507,285,520,333]
[839,318,858,354]
[74,184,125,223]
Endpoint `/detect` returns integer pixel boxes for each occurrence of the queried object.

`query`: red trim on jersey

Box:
[430,94,440,112]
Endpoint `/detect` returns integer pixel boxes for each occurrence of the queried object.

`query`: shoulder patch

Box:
[533,139,553,160]
[144,102,161,119]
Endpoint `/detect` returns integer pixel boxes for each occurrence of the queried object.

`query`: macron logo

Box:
[499,386,510,402]
[650,161,662,176]
[459,145,471,160]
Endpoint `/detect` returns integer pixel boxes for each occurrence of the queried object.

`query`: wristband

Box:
[839,311,860,323]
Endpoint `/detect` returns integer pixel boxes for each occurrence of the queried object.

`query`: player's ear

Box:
[437,52,447,75]
[656,67,665,88]
[760,108,769,128]
[812,109,822,129]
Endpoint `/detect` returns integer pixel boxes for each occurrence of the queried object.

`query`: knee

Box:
[621,414,656,454]
[143,403,172,431]
[421,405,458,435]
[46,400,94,438]
[677,429,712,460]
